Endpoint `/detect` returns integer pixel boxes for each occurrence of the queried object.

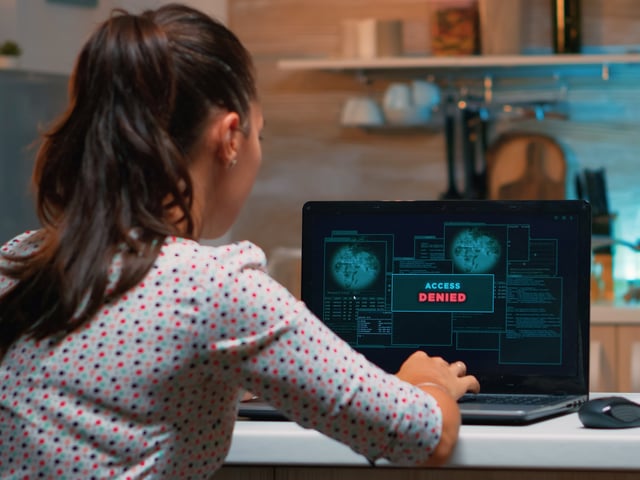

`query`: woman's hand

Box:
[396,350,480,400]
[395,350,480,466]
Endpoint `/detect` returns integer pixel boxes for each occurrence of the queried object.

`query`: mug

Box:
[412,80,441,109]
[383,81,437,125]
[340,96,385,127]
[382,82,412,111]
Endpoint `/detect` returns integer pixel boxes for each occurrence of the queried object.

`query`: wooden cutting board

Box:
[485,132,567,200]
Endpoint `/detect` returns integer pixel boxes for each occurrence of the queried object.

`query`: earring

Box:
[228,158,237,169]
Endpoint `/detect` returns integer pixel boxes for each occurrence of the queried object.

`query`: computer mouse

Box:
[578,396,640,429]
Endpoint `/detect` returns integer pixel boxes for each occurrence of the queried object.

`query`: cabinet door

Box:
[590,325,617,392]
[616,326,640,392]
[217,466,274,480]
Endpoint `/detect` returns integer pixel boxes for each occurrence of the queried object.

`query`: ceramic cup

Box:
[340,96,385,127]
[412,80,441,109]
[383,81,439,125]
[382,82,412,111]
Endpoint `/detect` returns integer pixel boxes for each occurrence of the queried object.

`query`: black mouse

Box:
[578,396,640,429]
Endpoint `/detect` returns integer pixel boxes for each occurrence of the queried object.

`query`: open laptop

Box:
[239,200,591,425]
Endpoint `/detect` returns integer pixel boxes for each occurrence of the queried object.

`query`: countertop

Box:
[226,393,640,470]
[591,302,640,325]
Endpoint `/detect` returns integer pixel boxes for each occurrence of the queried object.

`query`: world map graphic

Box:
[451,228,501,273]
[330,244,381,290]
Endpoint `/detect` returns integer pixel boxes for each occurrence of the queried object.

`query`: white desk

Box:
[219,394,640,480]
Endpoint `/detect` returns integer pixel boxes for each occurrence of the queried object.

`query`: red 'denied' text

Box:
[418,292,467,303]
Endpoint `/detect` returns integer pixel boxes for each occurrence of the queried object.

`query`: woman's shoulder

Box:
[1,230,44,259]
[0,230,44,294]
[160,237,268,273]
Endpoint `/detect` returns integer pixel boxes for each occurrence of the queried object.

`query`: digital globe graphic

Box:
[451,228,501,273]
[330,244,381,291]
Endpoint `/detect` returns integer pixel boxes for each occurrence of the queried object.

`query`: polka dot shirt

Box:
[0,231,443,479]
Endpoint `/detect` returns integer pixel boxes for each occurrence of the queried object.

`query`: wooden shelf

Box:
[277,53,640,72]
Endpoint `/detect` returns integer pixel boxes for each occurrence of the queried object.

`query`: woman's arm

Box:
[395,350,480,466]
[416,385,461,466]
[209,250,479,467]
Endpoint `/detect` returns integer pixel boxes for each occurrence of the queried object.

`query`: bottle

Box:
[552,0,581,54]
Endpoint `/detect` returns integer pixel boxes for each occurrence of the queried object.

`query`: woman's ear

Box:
[216,111,242,168]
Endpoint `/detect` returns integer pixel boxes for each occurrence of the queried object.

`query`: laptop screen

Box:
[301,200,591,394]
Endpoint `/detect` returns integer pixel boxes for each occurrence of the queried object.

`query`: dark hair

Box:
[0,3,257,356]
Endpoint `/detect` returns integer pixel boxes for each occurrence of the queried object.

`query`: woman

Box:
[0,4,479,478]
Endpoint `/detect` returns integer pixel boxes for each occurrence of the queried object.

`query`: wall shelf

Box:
[278,54,640,84]
[278,53,640,73]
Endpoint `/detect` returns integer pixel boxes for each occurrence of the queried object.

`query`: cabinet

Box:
[615,325,640,391]
[591,305,640,392]
[216,466,640,480]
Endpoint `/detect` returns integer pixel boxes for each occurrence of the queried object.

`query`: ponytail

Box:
[0,4,256,354]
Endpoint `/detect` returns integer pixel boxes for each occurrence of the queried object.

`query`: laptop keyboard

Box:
[459,394,559,405]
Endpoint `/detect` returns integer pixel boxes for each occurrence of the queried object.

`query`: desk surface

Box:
[227,393,640,470]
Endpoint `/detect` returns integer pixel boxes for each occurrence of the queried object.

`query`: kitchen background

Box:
[227,0,640,297]
[1,0,640,298]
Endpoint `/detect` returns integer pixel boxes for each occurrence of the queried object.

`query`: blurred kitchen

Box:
[228,0,640,306]
[1,0,640,306]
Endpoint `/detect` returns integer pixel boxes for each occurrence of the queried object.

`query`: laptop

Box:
[239,200,591,425]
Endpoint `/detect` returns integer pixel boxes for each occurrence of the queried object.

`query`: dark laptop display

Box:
[298,200,591,424]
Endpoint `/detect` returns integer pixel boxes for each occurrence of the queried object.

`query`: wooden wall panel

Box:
[232,0,433,56]
[233,0,640,59]
[584,1,640,47]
